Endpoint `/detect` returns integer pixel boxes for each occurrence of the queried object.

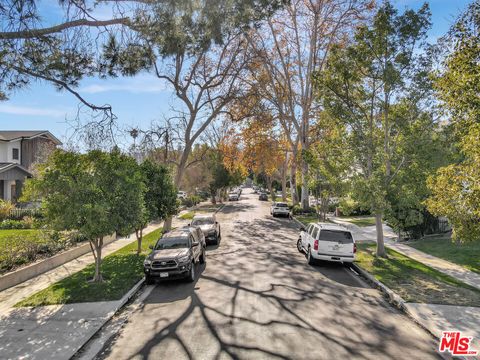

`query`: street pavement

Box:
[98,189,442,360]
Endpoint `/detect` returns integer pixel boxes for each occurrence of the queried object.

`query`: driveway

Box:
[98,189,441,360]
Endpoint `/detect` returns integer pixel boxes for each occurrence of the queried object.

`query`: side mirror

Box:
[192,241,199,247]
[299,226,306,232]
[149,245,154,250]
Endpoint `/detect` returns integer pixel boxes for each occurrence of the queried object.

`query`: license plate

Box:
[160,272,169,278]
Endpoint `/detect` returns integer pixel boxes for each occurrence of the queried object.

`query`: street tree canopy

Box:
[22,149,145,282]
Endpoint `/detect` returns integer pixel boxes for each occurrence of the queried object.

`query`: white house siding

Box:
[0,143,8,162]
[6,140,21,164]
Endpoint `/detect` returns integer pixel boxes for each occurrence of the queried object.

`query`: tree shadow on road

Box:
[99,216,441,360]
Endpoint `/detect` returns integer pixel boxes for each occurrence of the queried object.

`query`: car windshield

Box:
[192,218,214,225]
[318,230,353,243]
[276,203,288,207]
[154,236,189,250]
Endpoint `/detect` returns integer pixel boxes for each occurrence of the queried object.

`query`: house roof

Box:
[0,163,32,177]
[0,130,62,145]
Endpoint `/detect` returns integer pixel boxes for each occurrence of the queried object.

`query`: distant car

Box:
[297,223,356,265]
[177,191,187,199]
[228,192,240,201]
[190,214,221,245]
[270,202,291,217]
[143,226,206,284]
[259,193,268,201]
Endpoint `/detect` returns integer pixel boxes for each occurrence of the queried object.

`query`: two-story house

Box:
[0,131,62,202]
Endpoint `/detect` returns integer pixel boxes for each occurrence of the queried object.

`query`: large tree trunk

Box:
[375,212,387,258]
[290,162,298,205]
[301,159,309,210]
[136,228,143,255]
[164,149,190,232]
[281,159,287,202]
[267,177,274,201]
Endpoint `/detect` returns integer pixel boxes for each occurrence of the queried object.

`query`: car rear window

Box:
[275,203,288,207]
[318,230,353,243]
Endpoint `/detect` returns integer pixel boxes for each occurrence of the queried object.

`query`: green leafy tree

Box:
[134,159,178,253]
[307,112,352,220]
[22,149,145,282]
[426,1,480,242]
[316,1,432,256]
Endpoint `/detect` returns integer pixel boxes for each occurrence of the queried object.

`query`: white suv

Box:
[271,202,291,217]
[297,223,356,264]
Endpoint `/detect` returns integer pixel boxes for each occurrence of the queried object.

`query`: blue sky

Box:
[0,0,471,145]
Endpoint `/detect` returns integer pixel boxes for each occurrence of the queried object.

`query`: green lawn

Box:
[339,216,376,227]
[16,228,163,307]
[0,229,44,248]
[178,211,195,220]
[408,235,480,274]
[295,214,320,225]
[356,243,480,306]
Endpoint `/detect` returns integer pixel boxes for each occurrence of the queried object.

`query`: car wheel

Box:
[307,246,316,265]
[145,275,155,285]
[200,249,206,264]
[187,263,195,282]
[297,239,303,253]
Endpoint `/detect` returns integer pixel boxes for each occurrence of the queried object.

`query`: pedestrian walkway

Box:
[385,241,480,291]
[0,221,162,315]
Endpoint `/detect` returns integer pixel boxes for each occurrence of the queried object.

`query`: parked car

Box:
[259,192,268,201]
[177,191,187,200]
[143,226,206,284]
[297,223,356,265]
[228,192,240,201]
[190,214,221,245]
[270,202,291,217]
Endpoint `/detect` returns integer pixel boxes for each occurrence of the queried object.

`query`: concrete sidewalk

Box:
[0,300,121,360]
[0,221,162,316]
[330,216,480,290]
[329,216,397,242]
[0,211,197,360]
[385,241,480,291]
[405,303,480,347]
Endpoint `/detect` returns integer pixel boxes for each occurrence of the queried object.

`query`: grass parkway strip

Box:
[15,228,163,307]
[356,243,480,307]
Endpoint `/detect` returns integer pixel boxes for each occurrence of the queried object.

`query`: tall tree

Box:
[316,2,432,256]
[426,1,480,243]
[245,0,372,210]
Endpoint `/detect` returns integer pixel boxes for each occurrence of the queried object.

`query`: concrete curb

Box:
[75,203,226,359]
[72,277,146,360]
[351,262,456,360]
[350,263,407,310]
[291,216,305,229]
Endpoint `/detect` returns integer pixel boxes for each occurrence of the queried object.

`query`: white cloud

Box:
[81,76,167,94]
[0,104,66,117]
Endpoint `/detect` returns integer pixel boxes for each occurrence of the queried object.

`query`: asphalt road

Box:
[99,189,442,360]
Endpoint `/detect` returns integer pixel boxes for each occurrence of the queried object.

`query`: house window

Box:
[12,148,19,160]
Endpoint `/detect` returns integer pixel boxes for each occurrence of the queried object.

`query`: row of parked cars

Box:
[143,213,221,284]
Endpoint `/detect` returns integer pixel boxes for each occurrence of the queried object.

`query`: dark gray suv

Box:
[143,226,206,284]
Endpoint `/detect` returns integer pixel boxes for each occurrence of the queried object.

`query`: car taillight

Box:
[353,243,357,253]
[314,240,318,251]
